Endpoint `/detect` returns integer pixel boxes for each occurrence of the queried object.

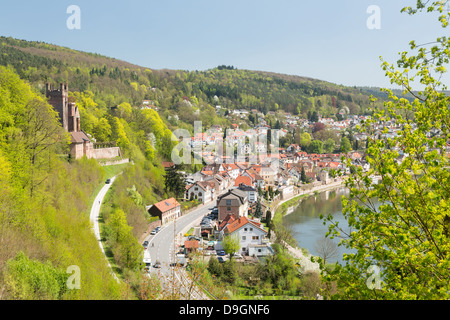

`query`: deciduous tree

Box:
[322,1,450,299]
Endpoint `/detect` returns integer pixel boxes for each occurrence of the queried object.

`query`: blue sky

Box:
[0,1,444,88]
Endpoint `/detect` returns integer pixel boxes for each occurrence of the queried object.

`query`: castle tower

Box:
[46,83,69,131]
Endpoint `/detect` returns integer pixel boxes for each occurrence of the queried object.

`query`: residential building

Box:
[216,189,249,221]
[219,216,270,256]
[259,165,276,185]
[237,183,258,203]
[148,198,181,225]
[185,181,216,203]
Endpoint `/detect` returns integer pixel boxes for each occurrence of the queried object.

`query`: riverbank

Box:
[271,178,348,273]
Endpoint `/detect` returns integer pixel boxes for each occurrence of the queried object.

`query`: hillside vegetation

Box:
[0,35,384,300]
[0,66,124,299]
[0,36,383,136]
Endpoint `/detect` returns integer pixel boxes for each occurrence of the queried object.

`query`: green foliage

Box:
[322,2,450,299]
[340,136,352,153]
[257,245,298,292]
[0,67,124,299]
[164,165,186,199]
[105,208,143,271]
[207,256,223,278]
[0,36,382,137]
[222,234,241,258]
[3,252,69,300]
[324,138,336,153]
[299,132,311,148]
[254,199,263,219]
[308,140,324,154]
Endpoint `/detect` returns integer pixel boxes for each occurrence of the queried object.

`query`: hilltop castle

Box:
[46,83,121,160]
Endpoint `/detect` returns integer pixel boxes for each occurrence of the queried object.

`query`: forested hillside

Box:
[0,36,383,137]
[0,66,125,298]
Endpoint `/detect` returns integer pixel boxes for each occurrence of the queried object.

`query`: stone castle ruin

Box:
[46,83,122,160]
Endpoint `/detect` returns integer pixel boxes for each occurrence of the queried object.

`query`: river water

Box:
[282,187,356,264]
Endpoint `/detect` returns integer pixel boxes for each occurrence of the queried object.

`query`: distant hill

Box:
[0,35,390,140]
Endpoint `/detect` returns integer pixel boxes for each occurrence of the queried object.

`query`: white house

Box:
[185,180,216,203]
[237,183,258,203]
[219,216,271,256]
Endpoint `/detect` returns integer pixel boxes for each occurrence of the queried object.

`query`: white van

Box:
[143,251,151,272]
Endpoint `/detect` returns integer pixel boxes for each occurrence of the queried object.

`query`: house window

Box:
[242,236,246,241]
[227,207,231,211]
[244,228,247,231]
[252,236,259,240]
[226,200,231,205]
[250,228,253,231]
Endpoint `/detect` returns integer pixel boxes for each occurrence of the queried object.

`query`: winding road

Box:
[144,198,216,299]
[90,174,120,282]
[90,174,225,298]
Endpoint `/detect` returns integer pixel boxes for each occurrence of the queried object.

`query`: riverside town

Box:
[0,1,449,305]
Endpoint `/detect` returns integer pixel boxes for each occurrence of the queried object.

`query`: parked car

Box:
[142,241,149,249]
[217,256,225,263]
[105,179,111,184]
[150,229,157,235]
[216,250,226,256]
[153,261,161,268]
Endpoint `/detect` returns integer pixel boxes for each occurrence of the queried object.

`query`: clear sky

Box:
[0,0,445,88]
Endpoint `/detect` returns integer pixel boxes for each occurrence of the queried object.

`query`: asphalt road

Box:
[143,197,222,299]
[145,199,214,276]
[90,175,120,282]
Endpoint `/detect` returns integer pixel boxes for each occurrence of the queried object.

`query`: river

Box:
[281,187,358,265]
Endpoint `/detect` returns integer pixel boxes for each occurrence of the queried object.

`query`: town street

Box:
[144,197,217,299]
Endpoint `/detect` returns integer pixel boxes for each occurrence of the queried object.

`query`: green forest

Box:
[0,36,384,136]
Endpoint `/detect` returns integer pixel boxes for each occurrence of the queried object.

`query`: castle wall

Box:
[93,147,121,160]
[70,143,85,159]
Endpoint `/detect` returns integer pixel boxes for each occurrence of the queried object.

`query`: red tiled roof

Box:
[185,240,199,249]
[234,175,253,187]
[223,216,266,235]
[153,198,180,213]
[161,161,174,168]
[71,131,90,143]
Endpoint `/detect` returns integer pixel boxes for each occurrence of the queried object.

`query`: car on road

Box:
[150,229,157,235]
[153,261,161,268]
[216,250,226,256]
[142,241,149,249]
[105,179,111,184]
